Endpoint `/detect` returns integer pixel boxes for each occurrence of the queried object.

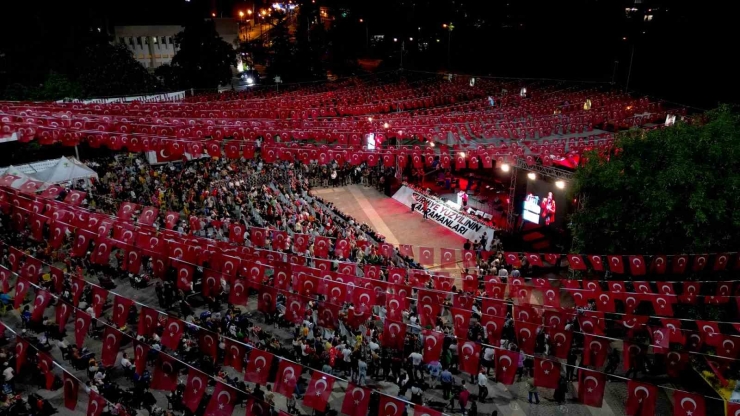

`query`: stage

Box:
[311,185,467,271]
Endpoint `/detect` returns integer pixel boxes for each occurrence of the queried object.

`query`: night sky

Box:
[1,0,736,108]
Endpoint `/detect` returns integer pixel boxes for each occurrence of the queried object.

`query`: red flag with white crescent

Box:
[534,357,561,389]
[274,359,303,397]
[625,380,657,416]
[198,329,219,360]
[133,340,149,376]
[451,307,472,339]
[578,369,606,407]
[582,334,609,367]
[112,295,133,328]
[224,339,246,372]
[205,382,238,416]
[422,329,443,363]
[101,326,122,367]
[30,288,51,322]
[303,371,336,411]
[245,348,275,384]
[37,352,55,389]
[673,390,705,416]
[379,395,405,416]
[160,316,184,350]
[651,255,668,274]
[629,255,647,275]
[74,310,91,347]
[607,255,624,273]
[182,368,209,412]
[151,353,179,391]
[342,383,371,416]
[63,371,79,410]
[567,254,587,270]
[383,320,407,350]
[457,341,481,375]
[549,329,573,359]
[481,314,505,344]
[87,391,106,416]
[495,349,519,385]
[13,277,30,309]
[56,300,73,333]
[515,321,539,354]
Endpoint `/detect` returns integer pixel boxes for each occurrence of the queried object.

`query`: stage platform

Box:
[311,185,466,272]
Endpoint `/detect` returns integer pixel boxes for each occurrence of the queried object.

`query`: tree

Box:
[170,19,236,89]
[569,106,740,254]
[75,41,161,97]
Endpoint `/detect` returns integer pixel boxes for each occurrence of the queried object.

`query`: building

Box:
[113,18,239,69]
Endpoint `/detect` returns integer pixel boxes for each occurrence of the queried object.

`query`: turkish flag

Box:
[523,252,543,267]
[714,253,731,271]
[673,391,705,416]
[318,302,340,329]
[223,339,246,372]
[101,326,122,367]
[623,342,647,372]
[37,352,55,389]
[250,227,267,247]
[419,246,435,265]
[257,286,277,314]
[418,297,440,327]
[91,286,108,318]
[496,349,519,385]
[379,395,405,416]
[303,371,336,412]
[63,371,79,410]
[205,382,238,416]
[87,391,106,416]
[182,368,209,412]
[434,275,455,291]
[461,273,477,293]
[56,301,73,333]
[440,248,456,265]
[578,369,606,407]
[8,246,23,271]
[607,255,624,273]
[0,266,10,293]
[364,265,381,280]
[385,293,407,321]
[693,254,708,271]
[15,339,29,373]
[516,321,539,354]
[422,329,444,363]
[351,287,376,314]
[451,307,472,338]
[163,211,179,229]
[342,384,371,416]
[314,236,331,258]
[697,320,722,347]
[229,278,248,306]
[91,237,112,265]
[462,250,477,267]
[74,310,91,347]
[161,316,185,350]
[651,255,668,274]
[567,254,587,270]
[112,295,133,328]
[49,221,68,249]
[30,288,51,322]
[117,202,139,221]
[534,357,561,389]
[582,335,609,367]
[650,327,670,352]
[383,320,407,350]
[13,277,30,309]
[197,329,218,360]
[626,380,657,416]
[656,282,674,295]
[151,353,179,391]
[133,340,149,375]
[629,255,647,275]
[672,255,689,274]
[649,294,676,316]
[274,359,303,397]
[458,341,481,375]
[245,349,274,384]
[138,206,159,226]
[138,307,159,338]
[550,330,573,359]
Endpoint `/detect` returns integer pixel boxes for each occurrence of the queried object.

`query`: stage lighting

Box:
[459,152,466,158]
[500,163,510,172]
[383,122,389,129]
[527,172,536,180]
[555,180,565,189]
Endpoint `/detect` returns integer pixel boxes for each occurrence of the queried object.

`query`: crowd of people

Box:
[0,152,628,416]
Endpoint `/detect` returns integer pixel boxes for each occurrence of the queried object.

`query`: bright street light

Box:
[501,163,510,172]
[239,11,244,17]
[555,180,566,189]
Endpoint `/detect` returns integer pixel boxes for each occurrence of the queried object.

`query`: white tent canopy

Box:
[30,157,98,184]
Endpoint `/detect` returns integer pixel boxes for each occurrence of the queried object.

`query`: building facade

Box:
[113,19,239,69]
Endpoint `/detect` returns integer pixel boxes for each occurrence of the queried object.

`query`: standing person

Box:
[440,367,453,400]
[526,377,540,404]
[422,198,429,220]
[457,381,470,415]
[477,368,488,403]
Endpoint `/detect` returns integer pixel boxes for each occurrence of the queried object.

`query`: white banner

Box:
[56,91,186,104]
[392,185,494,247]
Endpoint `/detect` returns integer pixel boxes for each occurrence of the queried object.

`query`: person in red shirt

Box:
[422,199,429,220]
[457,381,470,415]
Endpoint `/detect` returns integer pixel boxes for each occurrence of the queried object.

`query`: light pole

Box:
[443,23,454,69]
[360,19,368,53]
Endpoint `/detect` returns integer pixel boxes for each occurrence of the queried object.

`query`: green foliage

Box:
[570,106,740,254]
[169,20,237,90]
[76,42,161,97]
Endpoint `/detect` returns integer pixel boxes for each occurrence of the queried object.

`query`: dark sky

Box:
[2,0,736,108]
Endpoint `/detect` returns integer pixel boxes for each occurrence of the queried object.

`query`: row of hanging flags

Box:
[1,237,736,416]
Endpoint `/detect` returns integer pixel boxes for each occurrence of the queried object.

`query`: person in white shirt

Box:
[478,369,489,402]
[483,348,495,375]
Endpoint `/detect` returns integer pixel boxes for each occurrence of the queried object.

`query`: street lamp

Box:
[239,11,244,18]
[444,23,454,69]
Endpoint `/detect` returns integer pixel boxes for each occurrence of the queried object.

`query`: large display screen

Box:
[522,179,567,228]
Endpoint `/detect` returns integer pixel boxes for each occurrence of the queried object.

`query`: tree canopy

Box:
[163,19,236,90]
[569,106,740,254]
